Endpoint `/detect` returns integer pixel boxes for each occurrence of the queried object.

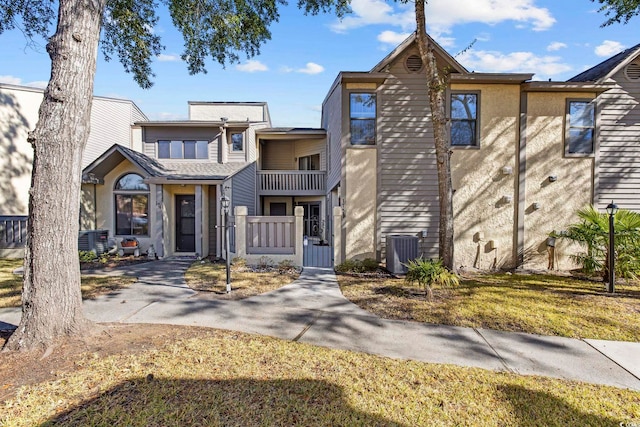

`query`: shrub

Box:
[231,257,247,268]
[277,259,295,273]
[404,257,459,301]
[335,258,379,273]
[561,205,640,281]
[79,250,97,262]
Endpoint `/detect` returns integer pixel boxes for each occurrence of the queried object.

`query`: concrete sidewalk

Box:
[1,259,638,391]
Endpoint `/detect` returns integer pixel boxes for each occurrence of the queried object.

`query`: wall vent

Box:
[625,63,640,80]
[405,55,423,73]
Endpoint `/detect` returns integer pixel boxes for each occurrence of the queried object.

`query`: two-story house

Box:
[324,33,638,271]
[80,101,330,260]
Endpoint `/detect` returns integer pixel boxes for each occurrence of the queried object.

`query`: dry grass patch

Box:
[0,324,638,426]
[0,259,137,308]
[185,259,299,300]
[338,272,640,341]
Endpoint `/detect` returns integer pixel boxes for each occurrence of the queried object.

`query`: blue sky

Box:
[1,0,638,127]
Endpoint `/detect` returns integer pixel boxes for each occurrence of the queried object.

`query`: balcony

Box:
[258,170,326,196]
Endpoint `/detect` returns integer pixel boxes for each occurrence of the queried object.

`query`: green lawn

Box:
[1,327,638,426]
[339,272,640,341]
[0,259,137,308]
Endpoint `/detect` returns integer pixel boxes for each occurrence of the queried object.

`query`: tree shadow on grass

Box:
[43,377,407,426]
[498,384,623,427]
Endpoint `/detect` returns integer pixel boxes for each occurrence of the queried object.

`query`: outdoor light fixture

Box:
[606,201,618,293]
[220,187,232,293]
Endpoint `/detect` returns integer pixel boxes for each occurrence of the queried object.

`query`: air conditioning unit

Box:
[386,235,419,274]
[78,230,112,254]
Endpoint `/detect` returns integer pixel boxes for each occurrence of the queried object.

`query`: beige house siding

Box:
[262,141,295,169]
[376,52,439,260]
[345,148,377,259]
[188,102,268,122]
[86,97,143,167]
[451,84,520,270]
[522,91,595,269]
[294,139,326,170]
[596,65,640,211]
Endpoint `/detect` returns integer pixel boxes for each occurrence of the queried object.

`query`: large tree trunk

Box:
[414,0,455,271]
[3,0,106,351]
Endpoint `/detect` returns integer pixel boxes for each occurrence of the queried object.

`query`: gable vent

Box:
[625,63,640,80]
[405,55,423,72]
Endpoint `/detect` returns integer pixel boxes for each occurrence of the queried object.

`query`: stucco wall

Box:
[345,148,377,259]
[0,85,40,215]
[523,91,595,269]
[451,84,520,270]
[188,103,267,122]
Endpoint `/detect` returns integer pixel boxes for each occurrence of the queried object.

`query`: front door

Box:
[176,195,196,252]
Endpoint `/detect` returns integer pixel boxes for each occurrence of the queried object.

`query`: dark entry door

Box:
[176,195,196,252]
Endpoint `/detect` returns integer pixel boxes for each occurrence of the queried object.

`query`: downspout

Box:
[93,183,97,230]
[515,89,528,268]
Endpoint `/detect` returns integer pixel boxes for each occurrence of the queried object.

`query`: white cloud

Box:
[331,0,555,36]
[26,81,48,89]
[547,41,567,51]
[236,60,268,72]
[595,40,625,57]
[0,75,48,88]
[377,30,412,46]
[297,62,325,75]
[157,53,180,62]
[459,50,572,77]
[0,75,23,85]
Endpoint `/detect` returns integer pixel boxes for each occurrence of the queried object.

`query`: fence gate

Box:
[303,236,333,267]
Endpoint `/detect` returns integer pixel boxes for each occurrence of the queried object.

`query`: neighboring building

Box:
[0,83,146,257]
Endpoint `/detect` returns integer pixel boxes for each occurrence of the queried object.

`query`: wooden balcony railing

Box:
[257,170,326,195]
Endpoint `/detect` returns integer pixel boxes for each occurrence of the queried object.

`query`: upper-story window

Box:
[231,133,244,151]
[114,173,149,236]
[565,99,595,156]
[350,93,376,145]
[450,92,479,147]
[158,140,208,159]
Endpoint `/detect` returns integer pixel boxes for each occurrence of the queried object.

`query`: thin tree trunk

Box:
[3,0,106,351]
[414,0,455,271]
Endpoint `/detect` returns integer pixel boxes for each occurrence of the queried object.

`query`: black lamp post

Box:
[220,189,231,293]
[606,201,618,293]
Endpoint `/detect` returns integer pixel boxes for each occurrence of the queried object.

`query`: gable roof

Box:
[82,144,250,183]
[370,32,468,74]
[569,42,640,83]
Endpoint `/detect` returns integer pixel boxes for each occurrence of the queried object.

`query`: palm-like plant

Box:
[561,205,640,280]
[404,258,459,301]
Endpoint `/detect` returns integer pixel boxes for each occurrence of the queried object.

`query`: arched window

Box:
[114,173,149,236]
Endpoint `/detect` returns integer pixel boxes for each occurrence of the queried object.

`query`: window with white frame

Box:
[565,99,595,156]
[450,92,479,147]
[157,140,208,159]
[350,93,376,145]
[231,133,244,151]
[114,173,149,236]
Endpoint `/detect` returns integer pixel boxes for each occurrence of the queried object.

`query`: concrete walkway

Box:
[1,259,639,391]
